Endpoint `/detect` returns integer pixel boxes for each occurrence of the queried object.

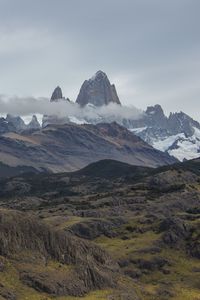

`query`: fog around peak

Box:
[0,95,143,121]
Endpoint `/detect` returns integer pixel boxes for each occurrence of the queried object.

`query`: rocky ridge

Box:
[0,122,176,173]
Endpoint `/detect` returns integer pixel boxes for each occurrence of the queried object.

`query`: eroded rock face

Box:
[158,217,191,246]
[76,71,121,107]
[0,210,118,297]
[68,218,125,240]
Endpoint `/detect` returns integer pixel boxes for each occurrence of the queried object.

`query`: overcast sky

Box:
[0,0,200,119]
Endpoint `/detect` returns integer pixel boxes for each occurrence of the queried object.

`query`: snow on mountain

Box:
[68,116,89,125]
[129,127,147,134]
[130,125,200,161]
[167,127,200,161]
[152,133,186,152]
[1,71,198,163]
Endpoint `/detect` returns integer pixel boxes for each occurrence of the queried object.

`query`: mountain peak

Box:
[76,71,121,107]
[90,70,107,81]
[50,86,63,102]
[27,115,40,130]
[146,104,165,116]
[6,114,26,131]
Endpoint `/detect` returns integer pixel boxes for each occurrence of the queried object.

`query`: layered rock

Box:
[0,122,176,173]
[76,71,121,107]
[0,210,117,297]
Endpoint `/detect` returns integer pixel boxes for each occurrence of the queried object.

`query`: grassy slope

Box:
[0,158,200,299]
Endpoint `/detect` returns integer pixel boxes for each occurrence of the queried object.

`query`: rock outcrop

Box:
[0,210,117,297]
[76,71,121,107]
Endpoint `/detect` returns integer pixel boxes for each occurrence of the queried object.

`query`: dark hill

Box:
[74,159,152,179]
[0,162,39,178]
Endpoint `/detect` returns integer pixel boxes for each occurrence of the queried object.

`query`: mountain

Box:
[129,105,200,161]
[50,86,63,101]
[6,114,26,131]
[47,71,200,162]
[27,115,40,130]
[2,71,199,163]
[0,114,41,133]
[0,158,199,298]
[76,70,121,106]
[0,117,16,134]
[0,122,176,172]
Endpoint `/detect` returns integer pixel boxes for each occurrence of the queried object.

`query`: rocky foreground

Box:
[0,158,199,299]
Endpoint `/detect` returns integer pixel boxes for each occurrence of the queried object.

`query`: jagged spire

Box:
[76,71,121,107]
[50,86,63,102]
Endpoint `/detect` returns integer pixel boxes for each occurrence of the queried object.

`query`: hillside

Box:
[0,122,176,173]
[0,158,199,299]
[0,210,119,299]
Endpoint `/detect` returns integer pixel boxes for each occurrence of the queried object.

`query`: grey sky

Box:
[0,0,200,119]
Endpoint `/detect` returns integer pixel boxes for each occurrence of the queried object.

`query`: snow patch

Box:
[68,116,89,125]
[152,133,185,152]
[129,127,147,134]
[152,127,200,161]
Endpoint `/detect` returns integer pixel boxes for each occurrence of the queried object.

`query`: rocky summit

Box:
[76,70,121,107]
[129,105,200,161]
[50,86,63,101]
[27,115,40,130]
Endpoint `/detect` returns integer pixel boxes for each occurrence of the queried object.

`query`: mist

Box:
[0,95,143,123]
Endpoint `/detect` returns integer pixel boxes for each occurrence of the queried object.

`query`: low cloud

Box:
[0,95,143,123]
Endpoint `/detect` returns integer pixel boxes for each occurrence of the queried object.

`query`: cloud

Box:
[0,0,200,121]
[0,95,143,122]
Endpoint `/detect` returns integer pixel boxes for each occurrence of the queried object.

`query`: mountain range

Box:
[0,70,199,173]
[0,71,200,300]
[0,122,175,175]
[48,70,200,162]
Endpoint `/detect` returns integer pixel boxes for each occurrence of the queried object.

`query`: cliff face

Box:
[76,71,121,107]
[0,209,117,297]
